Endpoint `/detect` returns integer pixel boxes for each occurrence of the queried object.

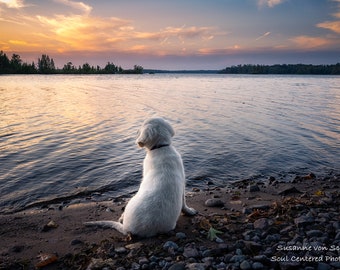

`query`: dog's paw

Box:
[183,206,198,216]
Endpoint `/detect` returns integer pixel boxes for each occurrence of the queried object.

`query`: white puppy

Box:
[85,117,197,237]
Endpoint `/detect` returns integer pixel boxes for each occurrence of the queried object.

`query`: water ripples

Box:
[0,74,339,213]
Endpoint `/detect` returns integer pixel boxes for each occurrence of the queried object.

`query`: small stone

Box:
[306,230,323,237]
[294,215,315,227]
[130,262,140,270]
[204,198,224,207]
[70,239,83,246]
[202,246,228,257]
[126,242,143,249]
[163,241,178,252]
[240,260,251,270]
[249,184,260,192]
[335,232,340,240]
[253,255,270,263]
[252,262,264,270]
[138,257,149,265]
[243,241,263,254]
[230,255,246,263]
[317,262,331,270]
[278,186,302,195]
[183,247,199,258]
[253,218,270,230]
[115,247,127,254]
[186,263,206,270]
[176,232,187,239]
[168,262,185,270]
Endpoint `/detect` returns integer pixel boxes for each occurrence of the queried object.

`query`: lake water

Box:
[1,74,339,213]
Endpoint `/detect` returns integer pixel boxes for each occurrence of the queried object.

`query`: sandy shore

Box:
[0,172,339,269]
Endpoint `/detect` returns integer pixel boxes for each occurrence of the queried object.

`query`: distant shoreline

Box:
[1,50,339,75]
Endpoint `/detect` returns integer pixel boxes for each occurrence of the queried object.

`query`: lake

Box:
[0,74,339,213]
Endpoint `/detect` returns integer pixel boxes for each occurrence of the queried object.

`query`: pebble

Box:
[252,262,264,270]
[176,232,187,239]
[183,246,199,258]
[168,262,185,270]
[163,241,179,252]
[249,184,260,192]
[294,215,315,227]
[253,218,270,230]
[204,198,224,207]
[240,260,251,270]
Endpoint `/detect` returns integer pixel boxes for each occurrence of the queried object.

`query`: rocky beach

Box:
[1,172,339,270]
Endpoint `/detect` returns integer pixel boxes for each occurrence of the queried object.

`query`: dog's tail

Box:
[84,221,126,235]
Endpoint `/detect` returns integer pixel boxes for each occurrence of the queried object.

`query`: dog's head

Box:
[136,117,175,150]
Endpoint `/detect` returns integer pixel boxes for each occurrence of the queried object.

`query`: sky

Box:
[0,0,339,70]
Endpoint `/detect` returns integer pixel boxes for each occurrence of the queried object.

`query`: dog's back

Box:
[123,146,184,236]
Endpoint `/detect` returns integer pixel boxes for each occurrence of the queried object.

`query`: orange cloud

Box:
[0,0,25,9]
[317,20,340,34]
[0,0,223,55]
[290,36,331,49]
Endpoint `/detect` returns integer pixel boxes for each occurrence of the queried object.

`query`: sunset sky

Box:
[1,0,339,69]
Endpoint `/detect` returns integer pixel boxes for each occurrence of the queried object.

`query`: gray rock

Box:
[249,184,260,192]
[306,230,323,237]
[168,263,185,270]
[230,255,246,263]
[317,262,331,270]
[70,239,83,246]
[335,231,340,240]
[278,186,302,195]
[163,241,178,251]
[252,262,264,270]
[115,247,127,254]
[205,198,224,207]
[138,257,149,265]
[175,232,187,239]
[202,247,228,257]
[240,260,251,270]
[183,246,199,258]
[254,218,270,230]
[294,215,315,227]
[253,255,270,263]
[243,241,263,254]
[186,263,206,270]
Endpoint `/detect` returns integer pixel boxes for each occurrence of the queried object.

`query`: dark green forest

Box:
[0,51,143,74]
[219,63,340,75]
[1,50,339,75]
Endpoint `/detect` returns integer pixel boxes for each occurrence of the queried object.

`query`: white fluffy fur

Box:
[85,117,197,237]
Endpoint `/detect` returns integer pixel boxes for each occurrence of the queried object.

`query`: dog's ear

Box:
[136,126,153,148]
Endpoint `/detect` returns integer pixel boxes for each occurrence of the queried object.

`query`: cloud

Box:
[53,0,92,15]
[257,0,285,8]
[317,21,340,34]
[316,0,340,34]
[255,31,271,41]
[290,36,331,49]
[0,0,25,8]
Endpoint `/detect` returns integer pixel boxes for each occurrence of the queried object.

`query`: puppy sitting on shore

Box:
[85,117,197,237]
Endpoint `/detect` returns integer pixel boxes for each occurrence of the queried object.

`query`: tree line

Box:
[219,63,340,75]
[0,51,144,74]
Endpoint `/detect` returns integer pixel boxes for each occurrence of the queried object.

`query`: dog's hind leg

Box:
[182,191,197,216]
[84,221,126,235]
